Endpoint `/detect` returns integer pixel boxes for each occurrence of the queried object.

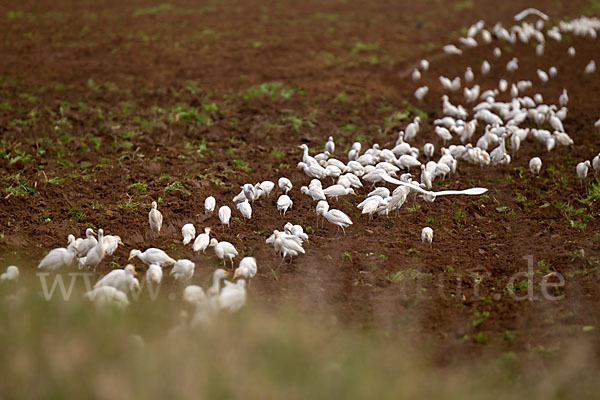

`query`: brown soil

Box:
[1,0,599,363]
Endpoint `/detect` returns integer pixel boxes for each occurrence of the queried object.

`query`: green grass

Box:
[164,181,190,196]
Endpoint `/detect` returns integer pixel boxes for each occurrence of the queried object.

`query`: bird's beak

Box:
[91,231,97,236]
[119,241,125,246]
[128,255,133,261]
[233,271,239,280]
[297,145,303,149]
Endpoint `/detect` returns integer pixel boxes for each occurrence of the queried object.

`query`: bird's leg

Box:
[342,226,346,235]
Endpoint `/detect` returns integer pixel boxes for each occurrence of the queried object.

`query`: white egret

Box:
[481,60,491,75]
[129,248,176,267]
[218,205,231,230]
[325,136,335,154]
[529,157,542,175]
[94,264,140,296]
[78,229,106,271]
[218,279,247,312]
[593,154,600,175]
[414,86,429,102]
[493,47,501,58]
[148,201,163,234]
[421,227,433,247]
[420,59,430,71]
[424,143,434,159]
[234,257,257,280]
[559,90,569,107]
[576,161,591,184]
[146,263,163,289]
[74,228,97,257]
[316,200,329,227]
[204,196,216,214]
[38,235,77,271]
[102,235,123,256]
[237,200,252,219]
[207,269,229,297]
[324,208,353,235]
[301,185,326,201]
[181,224,196,245]
[270,231,305,265]
[323,185,355,200]
[0,266,19,283]
[260,181,275,197]
[465,67,474,83]
[412,68,421,82]
[443,44,462,55]
[171,259,195,283]
[85,286,129,311]
[278,177,293,193]
[209,238,238,267]
[568,47,575,57]
[183,285,207,307]
[277,195,293,216]
[193,227,211,253]
[585,60,596,74]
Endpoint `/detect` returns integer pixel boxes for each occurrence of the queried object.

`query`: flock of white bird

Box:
[2,10,600,329]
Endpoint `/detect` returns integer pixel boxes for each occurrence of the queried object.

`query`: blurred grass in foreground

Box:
[0,278,598,399]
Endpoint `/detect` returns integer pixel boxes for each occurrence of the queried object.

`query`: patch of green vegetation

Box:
[472,310,490,328]
[170,103,212,125]
[231,159,251,173]
[351,41,379,55]
[388,268,432,282]
[164,181,190,195]
[69,207,86,221]
[341,252,352,262]
[4,174,35,197]
[242,82,302,100]
[128,182,147,192]
[455,0,474,10]
[133,3,173,17]
[184,139,211,158]
[339,123,356,133]
[270,147,285,159]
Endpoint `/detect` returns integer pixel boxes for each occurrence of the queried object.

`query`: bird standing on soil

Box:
[0,266,19,283]
[148,201,163,235]
[146,263,163,289]
[74,228,97,257]
[128,248,176,267]
[193,227,212,253]
[78,228,106,271]
[218,279,247,312]
[237,200,252,219]
[102,235,123,256]
[421,227,433,247]
[325,136,335,154]
[181,224,196,245]
[171,259,195,283]
[529,157,542,175]
[323,208,353,235]
[278,177,293,194]
[94,264,140,296]
[234,257,257,281]
[277,195,293,216]
[204,196,216,214]
[218,206,231,230]
[209,238,238,267]
[576,161,591,186]
[38,235,78,271]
